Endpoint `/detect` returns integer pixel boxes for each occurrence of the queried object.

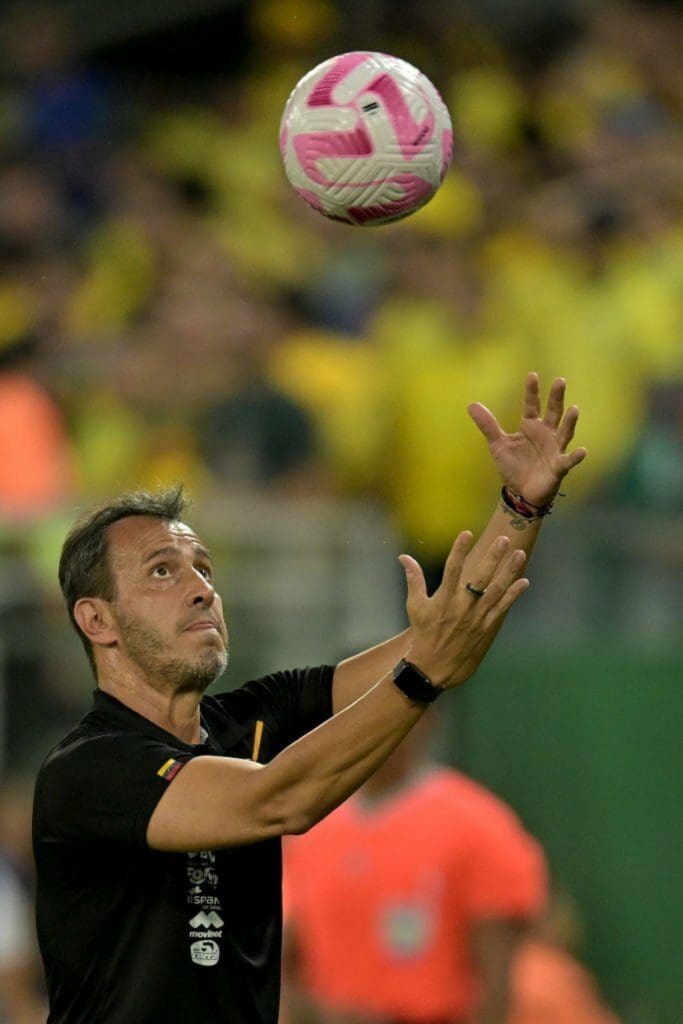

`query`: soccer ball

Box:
[279,51,453,227]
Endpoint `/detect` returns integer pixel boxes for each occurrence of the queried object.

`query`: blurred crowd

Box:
[0,0,681,529]
[0,0,682,1020]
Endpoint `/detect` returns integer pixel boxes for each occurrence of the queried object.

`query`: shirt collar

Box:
[89,689,248,751]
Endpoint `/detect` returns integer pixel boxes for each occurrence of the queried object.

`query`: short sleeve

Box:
[464,816,549,921]
[34,732,195,850]
[215,664,335,755]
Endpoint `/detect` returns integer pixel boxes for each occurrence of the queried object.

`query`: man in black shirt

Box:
[33,374,585,1024]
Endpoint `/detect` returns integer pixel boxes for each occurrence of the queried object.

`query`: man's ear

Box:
[73,598,118,649]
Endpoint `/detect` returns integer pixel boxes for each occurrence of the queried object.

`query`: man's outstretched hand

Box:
[400,531,529,689]
[468,372,587,508]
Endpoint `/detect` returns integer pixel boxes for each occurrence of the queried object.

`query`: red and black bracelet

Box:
[501,485,556,520]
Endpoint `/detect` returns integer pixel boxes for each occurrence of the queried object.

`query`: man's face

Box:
[105,516,229,694]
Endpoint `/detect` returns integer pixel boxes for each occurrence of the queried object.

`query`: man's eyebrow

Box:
[141,545,213,565]
[142,546,181,565]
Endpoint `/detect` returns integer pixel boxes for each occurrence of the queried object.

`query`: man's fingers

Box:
[399,554,428,614]
[543,377,566,429]
[467,403,505,446]
[523,371,541,419]
[559,447,587,472]
[487,577,530,622]
[439,531,475,597]
[456,534,511,598]
[557,404,579,452]
[479,548,527,607]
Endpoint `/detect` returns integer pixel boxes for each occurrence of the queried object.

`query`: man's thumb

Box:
[399,554,427,606]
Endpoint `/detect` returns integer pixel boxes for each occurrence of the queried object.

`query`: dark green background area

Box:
[446,643,682,1024]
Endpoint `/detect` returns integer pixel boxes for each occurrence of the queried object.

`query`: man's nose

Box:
[188,573,215,606]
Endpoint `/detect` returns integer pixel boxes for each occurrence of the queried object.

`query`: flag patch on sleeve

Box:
[157,758,185,782]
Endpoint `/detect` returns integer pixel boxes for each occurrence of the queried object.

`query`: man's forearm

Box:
[461,493,542,586]
[333,494,544,713]
[268,673,426,834]
[333,629,412,712]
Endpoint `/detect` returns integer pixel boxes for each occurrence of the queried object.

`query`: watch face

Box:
[393,658,425,681]
[392,661,441,702]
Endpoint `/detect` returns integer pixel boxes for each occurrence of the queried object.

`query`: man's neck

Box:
[97,668,203,745]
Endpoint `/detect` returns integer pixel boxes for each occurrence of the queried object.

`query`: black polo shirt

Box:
[32,665,334,1024]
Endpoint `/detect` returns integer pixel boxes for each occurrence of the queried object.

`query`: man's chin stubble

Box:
[116,609,228,694]
[163,646,229,694]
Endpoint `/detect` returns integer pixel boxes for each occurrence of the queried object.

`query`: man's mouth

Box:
[184,620,219,633]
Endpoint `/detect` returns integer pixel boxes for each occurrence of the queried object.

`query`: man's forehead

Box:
[108,516,205,559]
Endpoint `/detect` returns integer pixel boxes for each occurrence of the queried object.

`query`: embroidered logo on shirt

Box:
[156,758,184,782]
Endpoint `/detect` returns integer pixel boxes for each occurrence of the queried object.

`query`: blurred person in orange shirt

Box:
[281,714,548,1024]
[0,332,74,522]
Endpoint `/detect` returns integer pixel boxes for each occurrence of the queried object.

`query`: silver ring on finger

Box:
[465,582,486,598]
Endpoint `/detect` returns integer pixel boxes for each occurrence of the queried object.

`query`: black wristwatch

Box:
[392,658,444,703]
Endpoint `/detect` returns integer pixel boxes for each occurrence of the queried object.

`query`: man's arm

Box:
[332,373,586,713]
[147,532,528,852]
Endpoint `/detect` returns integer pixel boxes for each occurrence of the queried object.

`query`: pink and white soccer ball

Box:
[279,51,453,227]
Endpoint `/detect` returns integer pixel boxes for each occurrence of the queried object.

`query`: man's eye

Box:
[152,565,170,578]
[197,566,213,580]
